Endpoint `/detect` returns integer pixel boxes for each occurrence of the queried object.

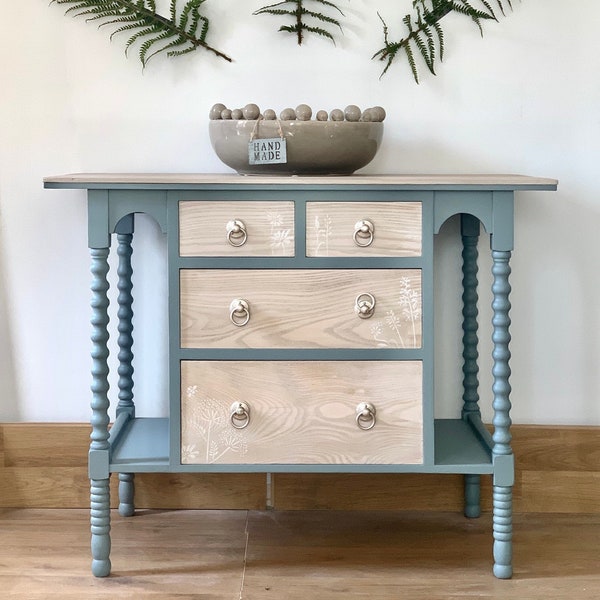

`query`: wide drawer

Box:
[180,269,422,349]
[306,201,422,256]
[179,200,295,256]
[180,360,423,465]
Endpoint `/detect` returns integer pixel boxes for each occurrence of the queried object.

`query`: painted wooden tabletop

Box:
[43,172,558,190]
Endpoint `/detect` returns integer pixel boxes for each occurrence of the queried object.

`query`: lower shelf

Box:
[434,419,493,472]
[110,417,169,470]
[108,417,494,474]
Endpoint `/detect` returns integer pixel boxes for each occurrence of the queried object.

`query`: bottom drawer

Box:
[180,361,423,465]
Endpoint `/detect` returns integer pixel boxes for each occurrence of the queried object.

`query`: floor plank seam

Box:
[238,510,250,600]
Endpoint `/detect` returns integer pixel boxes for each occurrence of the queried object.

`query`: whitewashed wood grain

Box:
[180,361,423,465]
[306,202,422,257]
[44,173,559,188]
[180,269,422,349]
[179,201,294,256]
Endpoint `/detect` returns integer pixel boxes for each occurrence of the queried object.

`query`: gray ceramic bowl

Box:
[209,119,383,175]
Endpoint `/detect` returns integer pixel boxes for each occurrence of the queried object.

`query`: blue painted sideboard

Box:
[44,173,557,578]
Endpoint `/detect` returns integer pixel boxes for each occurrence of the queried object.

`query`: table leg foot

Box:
[91,478,112,577]
[464,474,481,518]
[492,484,513,579]
[118,473,135,517]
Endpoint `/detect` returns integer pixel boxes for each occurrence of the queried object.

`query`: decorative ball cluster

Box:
[209,103,386,123]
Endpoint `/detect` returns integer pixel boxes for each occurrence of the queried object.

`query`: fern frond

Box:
[451,0,496,20]
[478,0,498,19]
[253,0,344,45]
[49,0,231,66]
[145,33,187,62]
[450,0,496,35]
[280,23,335,43]
[254,0,289,12]
[312,0,344,15]
[413,32,430,74]
[432,20,445,61]
[255,9,297,18]
[98,15,143,30]
[303,9,342,29]
[108,21,147,41]
[167,44,198,58]
[423,25,437,72]
[198,15,209,41]
[60,2,99,15]
[491,0,513,17]
[139,29,173,65]
[374,0,518,82]
[372,14,397,77]
[125,24,160,56]
[405,42,419,84]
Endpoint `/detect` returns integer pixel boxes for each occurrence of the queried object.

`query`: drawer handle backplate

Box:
[226,219,248,247]
[229,299,250,327]
[355,292,376,319]
[356,402,377,430]
[353,219,374,247]
[230,401,251,429]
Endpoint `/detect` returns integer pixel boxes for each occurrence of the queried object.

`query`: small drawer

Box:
[180,360,423,465]
[180,269,422,349]
[179,200,294,256]
[306,201,422,257]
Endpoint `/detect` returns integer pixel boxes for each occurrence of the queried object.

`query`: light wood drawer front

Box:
[306,201,422,256]
[180,269,422,349]
[181,361,423,465]
[179,201,294,256]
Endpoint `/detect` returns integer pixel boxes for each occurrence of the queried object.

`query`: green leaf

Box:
[49,0,232,66]
[405,42,420,84]
[254,0,345,45]
[374,0,517,82]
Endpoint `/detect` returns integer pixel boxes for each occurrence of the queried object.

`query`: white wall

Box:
[1,0,598,424]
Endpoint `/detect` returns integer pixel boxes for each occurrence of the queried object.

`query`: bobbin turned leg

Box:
[118,473,135,517]
[460,215,481,518]
[90,478,111,577]
[464,474,481,519]
[491,249,514,579]
[89,247,112,577]
[493,485,513,579]
[116,222,135,517]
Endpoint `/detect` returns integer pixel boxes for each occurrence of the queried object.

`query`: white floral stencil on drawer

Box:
[181,361,424,465]
[179,200,294,257]
[266,211,293,255]
[370,277,422,348]
[306,201,422,257]
[181,385,248,464]
[312,213,333,256]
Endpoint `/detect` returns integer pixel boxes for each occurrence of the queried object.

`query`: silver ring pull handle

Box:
[230,401,251,429]
[355,292,376,319]
[226,219,248,247]
[229,299,250,327]
[353,219,374,247]
[356,402,376,430]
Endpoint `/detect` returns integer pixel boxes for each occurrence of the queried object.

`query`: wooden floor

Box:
[1,509,599,599]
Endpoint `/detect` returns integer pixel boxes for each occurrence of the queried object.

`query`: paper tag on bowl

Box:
[248,138,287,165]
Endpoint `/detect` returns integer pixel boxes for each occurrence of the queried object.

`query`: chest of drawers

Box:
[44,173,557,579]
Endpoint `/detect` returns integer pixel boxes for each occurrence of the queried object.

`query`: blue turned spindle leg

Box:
[461,215,481,518]
[90,478,111,577]
[90,247,112,577]
[491,249,514,579]
[116,229,135,517]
